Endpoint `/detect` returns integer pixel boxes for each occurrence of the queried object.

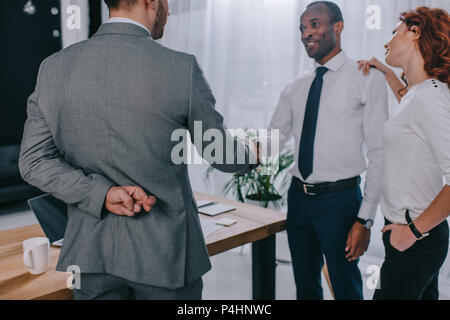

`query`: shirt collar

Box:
[313,50,347,73]
[106,17,151,36]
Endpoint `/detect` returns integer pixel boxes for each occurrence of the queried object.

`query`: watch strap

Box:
[405,210,429,240]
[356,217,366,225]
[356,217,372,229]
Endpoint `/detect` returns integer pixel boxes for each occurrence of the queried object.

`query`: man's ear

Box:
[334,21,344,36]
[146,0,158,10]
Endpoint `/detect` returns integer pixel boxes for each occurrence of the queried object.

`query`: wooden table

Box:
[0,192,286,300]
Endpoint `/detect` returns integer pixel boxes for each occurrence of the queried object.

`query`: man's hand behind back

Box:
[106,186,156,217]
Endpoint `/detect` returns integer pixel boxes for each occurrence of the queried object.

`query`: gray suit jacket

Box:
[19,22,256,289]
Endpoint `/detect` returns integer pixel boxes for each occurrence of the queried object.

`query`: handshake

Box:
[247,137,262,165]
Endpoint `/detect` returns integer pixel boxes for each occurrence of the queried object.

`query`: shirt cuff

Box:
[357,199,379,221]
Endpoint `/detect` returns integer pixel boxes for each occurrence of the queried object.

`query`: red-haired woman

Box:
[358,7,450,300]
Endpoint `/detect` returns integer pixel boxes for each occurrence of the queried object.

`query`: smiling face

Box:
[300,4,341,63]
[384,22,417,68]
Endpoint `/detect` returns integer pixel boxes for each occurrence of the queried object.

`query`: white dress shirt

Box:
[269,51,389,221]
[381,79,450,224]
[105,17,151,36]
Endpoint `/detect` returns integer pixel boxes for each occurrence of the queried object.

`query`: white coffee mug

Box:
[22,237,50,274]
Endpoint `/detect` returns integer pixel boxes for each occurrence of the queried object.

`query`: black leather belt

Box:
[292,176,361,196]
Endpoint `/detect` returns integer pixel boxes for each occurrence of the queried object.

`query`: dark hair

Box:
[400,7,450,87]
[307,1,343,24]
[103,0,137,10]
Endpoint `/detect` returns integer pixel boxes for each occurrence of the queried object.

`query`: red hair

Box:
[400,7,450,87]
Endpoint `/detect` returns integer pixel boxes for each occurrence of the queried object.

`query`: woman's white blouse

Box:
[380,79,450,224]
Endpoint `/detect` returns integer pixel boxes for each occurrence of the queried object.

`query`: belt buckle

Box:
[303,184,316,196]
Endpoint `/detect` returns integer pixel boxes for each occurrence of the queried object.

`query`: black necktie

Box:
[298,66,328,180]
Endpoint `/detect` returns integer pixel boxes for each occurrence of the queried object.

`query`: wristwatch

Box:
[405,210,429,241]
[356,217,374,230]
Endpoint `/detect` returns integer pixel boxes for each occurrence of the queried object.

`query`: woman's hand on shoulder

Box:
[357,57,389,76]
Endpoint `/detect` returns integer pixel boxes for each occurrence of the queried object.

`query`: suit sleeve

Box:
[18,58,114,220]
[187,55,257,173]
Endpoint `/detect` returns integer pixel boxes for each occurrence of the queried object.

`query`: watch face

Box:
[366,219,374,229]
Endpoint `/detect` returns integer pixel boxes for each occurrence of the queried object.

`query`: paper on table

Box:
[215,218,237,227]
[199,217,223,238]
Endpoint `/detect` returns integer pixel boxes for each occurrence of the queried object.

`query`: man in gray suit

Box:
[19,0,258,300]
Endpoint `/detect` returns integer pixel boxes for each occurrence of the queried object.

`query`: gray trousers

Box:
[73,273,203,300]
